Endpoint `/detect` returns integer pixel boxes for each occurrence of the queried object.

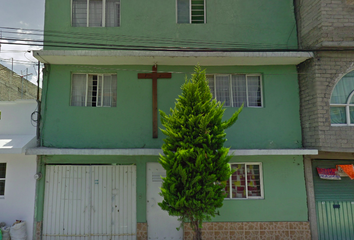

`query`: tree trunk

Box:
[192,221,202,240]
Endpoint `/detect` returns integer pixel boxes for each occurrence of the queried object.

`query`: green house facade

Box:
[30,0,317,239]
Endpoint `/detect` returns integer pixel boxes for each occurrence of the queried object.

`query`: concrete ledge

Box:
[33,50,313,66]
[26,147,318,156]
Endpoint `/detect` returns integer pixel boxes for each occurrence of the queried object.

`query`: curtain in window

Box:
[103,74,117,107]
[89,0,103,27]
[216,75,230,107]
[177,0,190,23]
[247,76,261,107]
[331,71,354,104]
[206,75,215,99]
[232,75,246,107]
[71,74,87,106]
[72,0,87,27]
[330,107,346,124]
[106,0,120,27]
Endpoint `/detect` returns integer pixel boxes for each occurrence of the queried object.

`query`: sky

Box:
[0,0,45,85]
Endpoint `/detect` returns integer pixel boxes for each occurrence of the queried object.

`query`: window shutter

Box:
[191,0,205,23]
[71,74,87,106]
[177,0,190,23]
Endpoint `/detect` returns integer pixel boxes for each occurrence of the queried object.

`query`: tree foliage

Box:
[158,66,243,240]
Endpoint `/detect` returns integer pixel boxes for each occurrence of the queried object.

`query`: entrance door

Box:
[42,165,136,240]
[146,163,183,240]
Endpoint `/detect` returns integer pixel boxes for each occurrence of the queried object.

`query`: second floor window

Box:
[330,71,354,126]
[71,73,117,107]
[207,74,263,108]
[72,0,120,27]
[177,0,206,24]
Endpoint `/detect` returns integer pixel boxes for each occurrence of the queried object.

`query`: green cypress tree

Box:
[158,66,243,240]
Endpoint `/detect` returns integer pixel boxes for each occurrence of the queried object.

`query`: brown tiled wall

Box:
[35,221,42,240]
[183,222,310,240]
[137,223,147,240]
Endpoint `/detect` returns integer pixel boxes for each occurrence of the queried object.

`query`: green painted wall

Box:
[43,0,298,50]
[35,155,308,223]
[40,65,302,149]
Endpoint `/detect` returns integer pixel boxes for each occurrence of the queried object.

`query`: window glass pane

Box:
[87,75,99,107]
[206,75,214,99]
[71,74,87,106]
[97,75,103,107]
[330,107,346,124]
[216,75,230,107]
[89,0,103,27]
[350,107,354,124]
[106,0,120,27]
[247,165,261,197]
[350,92,354,104]
[231,164,246,199]
[72,0,87,27]
[0,180,4,196]
[232,75,247,107]
[191,0,204,23]
[103,74,117,107]
[0,163,6,178]
[247,76,262,107]
[331,71,354,104]
[177,0,190,23]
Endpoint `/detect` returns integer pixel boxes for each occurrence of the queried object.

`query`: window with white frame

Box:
[72,0,120,27]
[224,163,263,199]
[207,74,263,108]
[177,0,205,24]
[71,73,117,107]
[330,71,354,125]
[0,163,6,197]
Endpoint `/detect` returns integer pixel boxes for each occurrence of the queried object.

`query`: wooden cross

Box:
[138,65,172,138]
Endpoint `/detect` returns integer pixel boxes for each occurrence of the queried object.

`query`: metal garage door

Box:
[42,165,136,240]
[313,160,354,240]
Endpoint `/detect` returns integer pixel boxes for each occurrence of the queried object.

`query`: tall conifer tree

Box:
[159,66,243,240]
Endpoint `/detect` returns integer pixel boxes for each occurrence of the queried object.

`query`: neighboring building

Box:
[296,0,354,239]
[0,64,38,101]
[0,100,37,239]
[30,0,317,239]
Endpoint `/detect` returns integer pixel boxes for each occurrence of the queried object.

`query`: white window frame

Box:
[331,90,354,126]
[208,74,263,108]
[0,163,6,198]
[71,0,121,27]
[176,0,206,24]
[225,162,264,200]
[70,73,117,107]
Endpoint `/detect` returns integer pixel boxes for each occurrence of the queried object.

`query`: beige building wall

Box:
[0,64,40,101]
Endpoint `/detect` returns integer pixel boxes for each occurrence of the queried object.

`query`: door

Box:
[42,165,136,240]
[313,160,354,240]
[146,163,183,240]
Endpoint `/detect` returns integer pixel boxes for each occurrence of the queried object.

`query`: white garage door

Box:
[42,165,136,240]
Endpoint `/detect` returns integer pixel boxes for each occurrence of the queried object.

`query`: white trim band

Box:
[25,147,318,156]
[33,50,313,66]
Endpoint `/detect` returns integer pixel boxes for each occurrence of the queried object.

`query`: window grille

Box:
[72,0,120,27]
[177,0,205,24]
[207,74,263,108]
[71,73,117,107]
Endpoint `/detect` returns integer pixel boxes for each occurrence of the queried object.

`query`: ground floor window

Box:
[224,163,263,199]
[0,163,6,197]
